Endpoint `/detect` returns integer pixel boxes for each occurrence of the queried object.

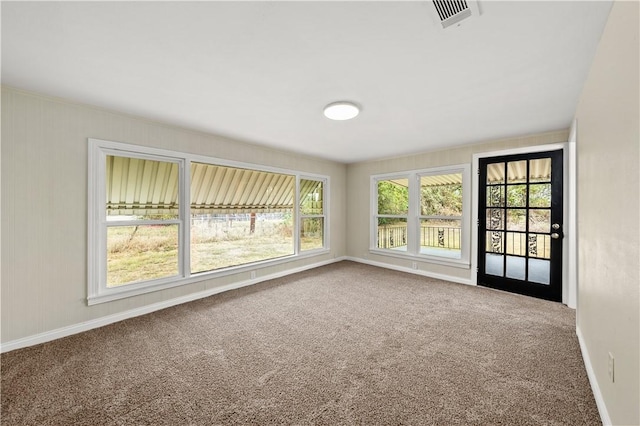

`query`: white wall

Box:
[345,130,569,282]
[0,87,347,345]
[574,2,640,425]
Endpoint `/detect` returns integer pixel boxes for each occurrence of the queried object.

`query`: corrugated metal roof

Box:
[420,173,462,187]
[106,156,180,216]
[106,156,321,216]
[389,174,462,188]
[191,162,294,214]
[486,158,551,183]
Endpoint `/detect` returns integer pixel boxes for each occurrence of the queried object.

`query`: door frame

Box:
[472,142,576,308]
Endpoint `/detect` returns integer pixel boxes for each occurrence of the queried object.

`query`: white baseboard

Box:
[1,257,346,354]
[576,325,611,425]
[344,256,473,286]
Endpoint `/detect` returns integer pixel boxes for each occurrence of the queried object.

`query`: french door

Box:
[478,150,563,301]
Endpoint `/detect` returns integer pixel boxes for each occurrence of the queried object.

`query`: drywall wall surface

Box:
[346,130,569,280]
[574,2,640,424]
[1,87,347,344]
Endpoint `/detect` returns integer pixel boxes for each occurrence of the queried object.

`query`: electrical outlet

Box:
[608,352,615,383]
[412,262,417,269]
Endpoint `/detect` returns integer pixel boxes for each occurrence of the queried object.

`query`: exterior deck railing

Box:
[377,225,461,250]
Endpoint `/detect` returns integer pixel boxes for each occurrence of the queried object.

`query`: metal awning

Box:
[486,158,552,183]
[106,156,319,216]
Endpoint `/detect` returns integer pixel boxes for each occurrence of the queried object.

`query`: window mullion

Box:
[181,159,190,279]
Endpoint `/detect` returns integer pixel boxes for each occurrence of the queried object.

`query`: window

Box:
[419,172,463,259]
[371,165,470,266]
[299,178,327,251]
[190,163,295,273]
[89,139,328,304]
[375,178,409,252]
[104,155,183,287]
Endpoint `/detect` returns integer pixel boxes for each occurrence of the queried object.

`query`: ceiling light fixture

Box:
[323,101,360,120]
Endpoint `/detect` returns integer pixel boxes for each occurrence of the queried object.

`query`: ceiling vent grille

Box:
[431,0,480,29]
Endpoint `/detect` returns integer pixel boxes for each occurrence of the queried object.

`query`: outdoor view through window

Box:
[189,163,295,274]
[105,156,327,288]
[375,172,464,259]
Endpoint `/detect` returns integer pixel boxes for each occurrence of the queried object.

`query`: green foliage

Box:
[377,181,408,225]
[421,184,462,216]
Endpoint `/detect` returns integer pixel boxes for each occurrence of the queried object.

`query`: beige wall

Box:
[574,2,640,425]
[1,87,347,344]
[345,130,569,280]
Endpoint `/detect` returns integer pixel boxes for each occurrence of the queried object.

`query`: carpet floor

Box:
[1,261,600,425]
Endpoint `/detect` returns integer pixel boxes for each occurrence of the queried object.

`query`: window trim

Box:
[88,138,329,305]
[370,164,471,268]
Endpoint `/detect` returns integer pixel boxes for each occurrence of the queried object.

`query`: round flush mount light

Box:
[323,101,360,120]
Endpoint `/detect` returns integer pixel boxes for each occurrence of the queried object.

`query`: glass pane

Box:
[486,163,505,185]
[420,219,461,259]
[377,218,407,251]
[107,225,179,287]
[506,232,526,256]
[486,208,504,230]
[507,185,527,207]
[529,158,551,183]
[191,213,294,273]
[189,162,297,273]
[529,184,551,208]
[487,185,504,207]
[190,163,295,214]
[529,210,551,233]
[507,160,527,184]
[377,179,409,215]
[486,231,504,254]
[506,256,526,280]
[301,217,324,251]
[527,233,551,259]
[300,179,323,215]
[507,209,526,231]
[486,253,504,277]
[420,173,462,216]
[529,259,550,284]
[106,155,179,220]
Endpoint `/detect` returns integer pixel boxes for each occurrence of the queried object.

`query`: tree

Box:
[377,181,408,225]
[420,183,462,216]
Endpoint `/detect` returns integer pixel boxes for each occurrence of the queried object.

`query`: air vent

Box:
[431,0,480,29]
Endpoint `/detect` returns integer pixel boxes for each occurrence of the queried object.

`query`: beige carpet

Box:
[1,261,599,425]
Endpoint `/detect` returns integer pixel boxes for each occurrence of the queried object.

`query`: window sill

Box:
[368,248,470,269]
[87,248,331,305]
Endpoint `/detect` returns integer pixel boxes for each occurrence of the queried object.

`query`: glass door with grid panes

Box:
[478,150,563,301]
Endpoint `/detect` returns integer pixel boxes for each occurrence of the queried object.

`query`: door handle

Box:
[552,223,561,230]
[551,232,560,239]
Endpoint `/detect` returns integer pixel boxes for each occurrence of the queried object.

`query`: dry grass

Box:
[107,218,323,287]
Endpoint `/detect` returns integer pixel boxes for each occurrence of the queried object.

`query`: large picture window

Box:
[89,139,328,304]
[371,165,470,266]
[190,163,295,273]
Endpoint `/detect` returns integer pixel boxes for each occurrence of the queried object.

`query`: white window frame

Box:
[372,174,411,253]
[299,175,330,253]
[88,138,329,305]
[370,164,471,268]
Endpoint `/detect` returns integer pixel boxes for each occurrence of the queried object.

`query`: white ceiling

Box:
[1,1,612,163]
